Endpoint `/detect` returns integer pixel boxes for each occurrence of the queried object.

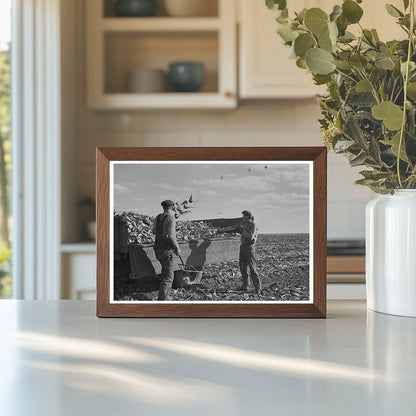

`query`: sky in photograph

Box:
[113,162,310,234]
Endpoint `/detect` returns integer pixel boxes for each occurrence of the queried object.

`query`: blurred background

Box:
[0,0,404,300]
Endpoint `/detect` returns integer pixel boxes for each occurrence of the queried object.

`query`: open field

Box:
[114,233,310,302]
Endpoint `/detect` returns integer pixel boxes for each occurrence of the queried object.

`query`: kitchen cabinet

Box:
[238,0,404,99]
[238,0,325,99]
[61,245,96,300]
[86,0,237,109]
[327,255,365,301]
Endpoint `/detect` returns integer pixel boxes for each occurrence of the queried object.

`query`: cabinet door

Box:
[61,253,96,300]
[239,0,404,99]
[239,0,326,99]
[86,0,237,109]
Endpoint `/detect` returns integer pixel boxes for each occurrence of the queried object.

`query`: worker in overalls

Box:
[238,210,262,294]
[152,200,180,300]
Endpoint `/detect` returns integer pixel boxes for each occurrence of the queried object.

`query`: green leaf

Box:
[278,0,287,10]
[383,132,409,162]
[304,8,329,35]
[342,0,364,24]
[294,33,316,58]
[385,4,404,18]
[277,23,299,43]
[330,5,343,22]
[333,60,353,70]
[355,178,377,186]
[334,140,355,151]
[266,0,287,11]
[348,92,377,107]
[369,136,382,163]
[408,109,416,137]
[344,115,367,147]
[375,55,395,70]
[350,54,368,70]
[276,14,287,24]
[360,170,392,181]
[356,79,372,92]
[329,82,341,101]
[296,8,307,23]
[363,29,376,46]
[328,21,338,45]
[318,27,334,52]
[265,0,275,9]
[401,61,416,76]
[372,101,404,131]
[336,15,348,36]
[296,57,308,69]
[371,29,380,42]
[306,48,335,75]
[393,60,402,79]
[313,74,332,85]
[350,152,367,167]
[380,44,393,55]
[339,31,356,43]
[378,78,386,100]
[407,82,416,99]
[399,14,411,29]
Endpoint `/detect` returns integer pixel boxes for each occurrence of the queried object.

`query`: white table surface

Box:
[0,300,415,416]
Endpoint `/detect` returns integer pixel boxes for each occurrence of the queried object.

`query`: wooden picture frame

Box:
[96,147,327,318]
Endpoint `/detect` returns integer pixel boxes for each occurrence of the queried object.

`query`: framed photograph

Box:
[96,147,327,318]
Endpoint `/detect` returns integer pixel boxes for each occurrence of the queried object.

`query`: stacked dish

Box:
[128,68,167,93]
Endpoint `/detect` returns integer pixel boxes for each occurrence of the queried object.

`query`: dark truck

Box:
[114,217,242,281]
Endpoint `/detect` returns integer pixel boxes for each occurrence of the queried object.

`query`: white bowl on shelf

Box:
[164,0,218,17]
[128,68,167,93]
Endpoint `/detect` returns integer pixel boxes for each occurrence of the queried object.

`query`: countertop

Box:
[0,300,415,415]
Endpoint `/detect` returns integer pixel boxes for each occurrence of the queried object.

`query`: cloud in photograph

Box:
[113,162,311,233]
[114,184,128,194]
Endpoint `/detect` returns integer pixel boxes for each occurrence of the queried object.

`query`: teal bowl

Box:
[168,62,205,93]
[114,0,157,17]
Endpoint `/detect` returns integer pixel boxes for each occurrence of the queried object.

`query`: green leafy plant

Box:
[266,0,416,193]
[0,247,11,298]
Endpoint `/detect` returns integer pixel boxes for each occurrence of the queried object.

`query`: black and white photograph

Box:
[110,161,313,303]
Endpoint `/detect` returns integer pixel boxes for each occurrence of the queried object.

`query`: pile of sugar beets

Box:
[115,211,236,245]
[116,195,236,245]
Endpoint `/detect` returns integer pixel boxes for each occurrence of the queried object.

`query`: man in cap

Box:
[152,199,181,300]
[238,210,262,294]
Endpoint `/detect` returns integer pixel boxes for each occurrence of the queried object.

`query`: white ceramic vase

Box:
[366,190,416,317]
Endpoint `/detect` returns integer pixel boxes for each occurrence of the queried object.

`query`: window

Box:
[0,0,11,298]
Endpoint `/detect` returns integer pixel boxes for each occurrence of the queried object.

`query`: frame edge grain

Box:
[96,148,110,317]
[313,147,327,318]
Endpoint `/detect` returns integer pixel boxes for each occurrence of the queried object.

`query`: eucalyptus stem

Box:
[397,0,415,188]
[334,68,358,84]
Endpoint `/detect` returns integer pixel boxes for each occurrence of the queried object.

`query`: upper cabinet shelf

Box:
[86,0,237,110]
[101,17,221,32]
